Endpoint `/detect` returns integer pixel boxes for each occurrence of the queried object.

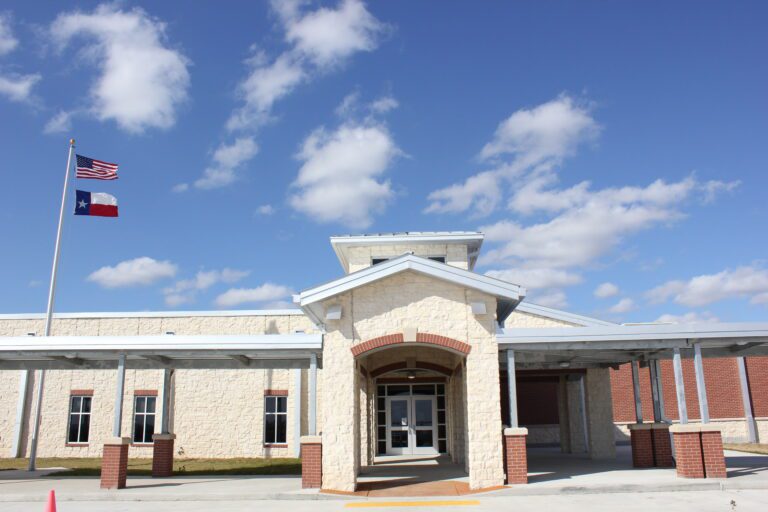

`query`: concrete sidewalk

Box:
[1,447,766,502]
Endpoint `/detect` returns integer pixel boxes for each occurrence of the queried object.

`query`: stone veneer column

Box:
[502,427,528,484]
[151,433,176,477]
[301,435,322,488]
[670,424,726,478]
[100,437,130,489]
[585,368,616,459]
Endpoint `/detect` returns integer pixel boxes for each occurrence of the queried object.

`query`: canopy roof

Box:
[0,333,322,370]
[498,322,768,369]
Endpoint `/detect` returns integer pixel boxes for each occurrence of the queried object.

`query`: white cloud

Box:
[44,110,74,134]
[609,297,635,313]
[486,268,582,290]
[256,204,275,215]
[50,4,190,133]
[163,268,250,306]
[426,95,599,215]
[214,283,294,308]
[0,13,19,56]
[594,282,619,298]
[171,183,189,193]
[279,0,386,69]
[0,73,40,102]
[369,95,398,114]
[655,311,720,324]
[198,0,386,189]
[289,122,400,228]
[530,290,568,309]
[701,179,740,203]
[194,137,259,189]
[87,257,177,288]
[646,265,768,307]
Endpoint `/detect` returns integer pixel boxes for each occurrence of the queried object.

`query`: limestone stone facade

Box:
[1,232,760,492]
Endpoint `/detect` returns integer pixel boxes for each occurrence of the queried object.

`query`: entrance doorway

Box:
[386,396,437,455]
[377,383,447,456]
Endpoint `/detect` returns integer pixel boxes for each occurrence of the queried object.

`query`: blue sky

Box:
[1,0,767,323]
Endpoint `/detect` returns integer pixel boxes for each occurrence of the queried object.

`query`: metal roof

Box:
[0,333,322,370]
[0,309,305,320]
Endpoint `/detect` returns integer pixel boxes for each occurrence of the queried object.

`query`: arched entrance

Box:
[352,334,474,496]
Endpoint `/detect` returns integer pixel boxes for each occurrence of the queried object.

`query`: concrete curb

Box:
[1,481,768,501]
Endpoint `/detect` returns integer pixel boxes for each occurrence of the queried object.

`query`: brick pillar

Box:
[701,428,726,478]
[301,435,322,489]
[152,433,176,477]
[628,424,654,468]
[651,424,673,467]
[502,427,528,484]
[670,424,727,479]
[100,437,130,489]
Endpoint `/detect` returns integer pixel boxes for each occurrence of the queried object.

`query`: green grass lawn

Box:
[724,443,768,455]
[0,457,302,476]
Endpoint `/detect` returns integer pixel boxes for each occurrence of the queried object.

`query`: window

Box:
[68,396,91,443]
[132,396,157,444]
[428,256,446,263]
[371,257,389,265]
[265,395,288,444]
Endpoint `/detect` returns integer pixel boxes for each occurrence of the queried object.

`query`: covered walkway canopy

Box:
[0,333,322,370]
[498,322,768,369]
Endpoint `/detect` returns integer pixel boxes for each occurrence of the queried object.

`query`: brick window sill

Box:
[264,444,288,448]
[131,443,154,448]
[65,443,89,447]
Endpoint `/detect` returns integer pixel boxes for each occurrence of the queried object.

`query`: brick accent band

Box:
[151,437,175,478]
[503,432,528,485]
[351,332,471,357]
[301,440,322,489]
[100,442,129,489]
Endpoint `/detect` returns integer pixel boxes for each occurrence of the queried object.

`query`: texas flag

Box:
[74,190,119,217]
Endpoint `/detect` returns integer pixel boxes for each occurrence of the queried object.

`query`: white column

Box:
[113,354,127,437]
[693,344,709,423]
[631,361,644,424]
[11,370,30,457]
[308,353,317,436]
[736,356,758,443]
[159,368,174,434]
[506,350,518,428]
[672,348,688,424]
[293,368,302,457]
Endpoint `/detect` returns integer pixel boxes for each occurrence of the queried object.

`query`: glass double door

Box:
[385,396,438,455]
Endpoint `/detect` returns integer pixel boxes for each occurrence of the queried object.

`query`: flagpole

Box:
[28,139,75,471]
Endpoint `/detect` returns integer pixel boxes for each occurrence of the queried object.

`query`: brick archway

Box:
[351,332,471,357]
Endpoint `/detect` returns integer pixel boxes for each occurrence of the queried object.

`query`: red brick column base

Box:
[152,433,176,477]
[701,429,727,478]
[651,424,674,467]
[628,424,654,468]
[100,437,130,489]
[671,424,726,479]
[301,435,322,489]
[628,423,673,468]
[502,427,528,485]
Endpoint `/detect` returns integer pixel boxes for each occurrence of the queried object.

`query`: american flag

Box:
[76,154,119,180]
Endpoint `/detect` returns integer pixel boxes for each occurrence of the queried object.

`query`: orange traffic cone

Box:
[45,490,56,512]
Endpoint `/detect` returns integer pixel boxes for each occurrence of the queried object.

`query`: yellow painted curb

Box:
[345,500,480,508]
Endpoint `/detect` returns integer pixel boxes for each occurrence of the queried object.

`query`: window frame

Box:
[67,395,92,444]
[132,395,157,445]
[264,395,288,445]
